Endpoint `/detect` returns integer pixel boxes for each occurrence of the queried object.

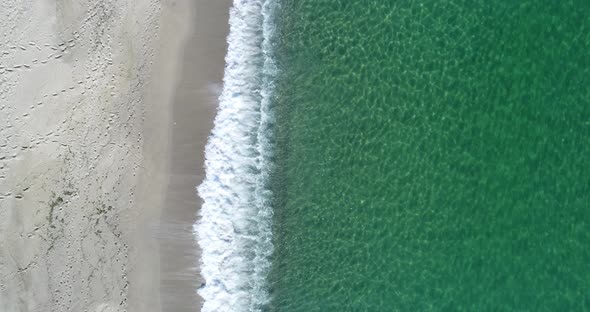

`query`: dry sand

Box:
[0,0,228,311]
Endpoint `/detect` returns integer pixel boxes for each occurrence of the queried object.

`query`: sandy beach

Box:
[0,0,228,311]
[158,1,229,311]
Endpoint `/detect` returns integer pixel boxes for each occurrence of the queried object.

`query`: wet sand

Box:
[158,1,230,311]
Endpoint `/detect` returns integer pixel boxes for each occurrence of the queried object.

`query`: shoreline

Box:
[128,1,188,311]
[195,1,277,310]
[157,1,230,311]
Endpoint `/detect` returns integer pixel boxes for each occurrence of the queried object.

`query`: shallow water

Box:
[270,1,590,310]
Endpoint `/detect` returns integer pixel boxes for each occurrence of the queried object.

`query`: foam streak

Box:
[196,0,277,311]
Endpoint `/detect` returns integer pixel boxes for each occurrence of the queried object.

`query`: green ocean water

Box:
[269,1,590,311]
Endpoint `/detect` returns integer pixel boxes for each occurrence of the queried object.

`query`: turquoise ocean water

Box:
[269,1,590,311]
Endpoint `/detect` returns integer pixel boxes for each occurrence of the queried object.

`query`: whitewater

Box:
[196,0,278,311]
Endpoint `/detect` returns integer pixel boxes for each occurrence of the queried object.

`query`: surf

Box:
[195,0,278,311]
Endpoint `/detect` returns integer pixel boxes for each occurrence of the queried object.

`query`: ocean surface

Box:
[198,1,590,311]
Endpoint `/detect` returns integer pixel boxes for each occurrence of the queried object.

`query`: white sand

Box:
[0,0,196,311]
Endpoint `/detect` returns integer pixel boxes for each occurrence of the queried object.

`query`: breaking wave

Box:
[196,0,278,311]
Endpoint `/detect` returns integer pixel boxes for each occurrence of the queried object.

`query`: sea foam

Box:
[196,0,277,311]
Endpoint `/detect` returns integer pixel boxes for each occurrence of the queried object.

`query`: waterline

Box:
[196,0,277,311]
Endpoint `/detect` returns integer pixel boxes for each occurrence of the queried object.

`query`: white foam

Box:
[196,0,278,311]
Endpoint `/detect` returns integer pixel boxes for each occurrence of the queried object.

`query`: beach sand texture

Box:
[158,1,230,311]
[0,0,223,311]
